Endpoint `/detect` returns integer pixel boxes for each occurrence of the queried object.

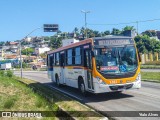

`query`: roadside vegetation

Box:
[0,70,105,120]
[0,70,57,120]
[141,72,160,82]
[141,64,160,69]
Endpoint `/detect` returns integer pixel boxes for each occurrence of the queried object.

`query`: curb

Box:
[142,79,160,83]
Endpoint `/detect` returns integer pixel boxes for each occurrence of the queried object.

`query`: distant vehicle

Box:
[47,36,141,95]
[1,63,12,70]
[32,65,37,70]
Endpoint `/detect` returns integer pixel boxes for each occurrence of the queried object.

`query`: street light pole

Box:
[20,27,41,78]
[136,21,139,34]
[81,10,90,38]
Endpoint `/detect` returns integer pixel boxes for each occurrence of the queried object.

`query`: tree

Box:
[44,36,50,41]
[50,36,62,49]
[80,27,85,39]
[123,26,135,31]
[111,28,121,35]
[5,41,10,46]
[73,27,80,38]
[40,53,47,58]
[21,48,34,55]
[134,35,160,53]
[103,30,110,36]
[0,42,5,46]
[142,30,157,37]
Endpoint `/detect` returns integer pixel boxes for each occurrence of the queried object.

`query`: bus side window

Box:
[72,48,75,65]
[84,51,87,67]
[52,54,55,66]
[56,53,59,65]
[48,54,53,68]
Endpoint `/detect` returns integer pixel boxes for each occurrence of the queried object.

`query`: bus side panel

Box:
[65,67,85,88]
[47,67,51,79]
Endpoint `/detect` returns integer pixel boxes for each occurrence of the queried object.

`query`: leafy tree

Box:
[80,27,85,39]
[21,48,34,55]
[0,41,5,46]
[142,30,157,37]
[123,26,135,31]
[5,41,10,46]
[40,53,47,58]
[50,36,62,49]
[111,28,121,35]
[134,35,160,53]
[44,36,50,41]
[103,30,110,35]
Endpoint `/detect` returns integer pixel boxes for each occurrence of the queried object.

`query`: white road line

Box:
[47,84,83,101]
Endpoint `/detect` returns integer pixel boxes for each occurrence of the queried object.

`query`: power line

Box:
[88,18,160,26]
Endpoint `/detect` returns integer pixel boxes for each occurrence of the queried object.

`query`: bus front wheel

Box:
[78,80,87,96]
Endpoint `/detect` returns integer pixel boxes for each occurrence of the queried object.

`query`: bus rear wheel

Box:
[56,76,61,87]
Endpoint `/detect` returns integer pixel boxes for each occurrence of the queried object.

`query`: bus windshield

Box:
[94,45,138,74]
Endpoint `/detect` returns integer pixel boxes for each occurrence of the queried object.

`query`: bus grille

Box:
[109,84,133,91]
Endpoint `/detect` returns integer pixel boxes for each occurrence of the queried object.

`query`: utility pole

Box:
[136,21,139,34]
[81,10,90,38]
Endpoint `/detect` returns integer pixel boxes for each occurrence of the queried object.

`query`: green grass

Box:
[3,95,18,109]
[141,72,160,82]
[0,72,57,120]
[141,65,160,69]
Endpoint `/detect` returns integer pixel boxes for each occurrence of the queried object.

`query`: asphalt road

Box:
[14,71,160,120]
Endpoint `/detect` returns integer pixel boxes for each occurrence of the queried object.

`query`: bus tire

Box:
[78,79,87,97]
[55,75,61,87]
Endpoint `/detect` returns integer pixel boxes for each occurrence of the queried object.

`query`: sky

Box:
[1,0,160,41]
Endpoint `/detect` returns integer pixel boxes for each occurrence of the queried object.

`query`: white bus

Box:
[47,36,141,95]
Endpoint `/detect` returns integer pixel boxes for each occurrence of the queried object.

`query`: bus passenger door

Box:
[47,54,54,81]
[60,52,65,84]
[84,49,94,90]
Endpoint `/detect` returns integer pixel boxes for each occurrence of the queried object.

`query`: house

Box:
[35,47,50,55]
[9,42,19,53]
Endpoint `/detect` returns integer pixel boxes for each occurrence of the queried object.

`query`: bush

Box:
[3,95,18,109]
[0,70,5,76]
[6,70,13,77]
[145,61,160,65]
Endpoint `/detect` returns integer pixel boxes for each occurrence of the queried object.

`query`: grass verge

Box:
[0,72,57,120]
[15,76,106,120]
[141,65,160,69]
[141,72,160,82]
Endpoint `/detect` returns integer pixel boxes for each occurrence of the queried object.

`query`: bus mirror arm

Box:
[138,52,141,63]
[91,51,95,57]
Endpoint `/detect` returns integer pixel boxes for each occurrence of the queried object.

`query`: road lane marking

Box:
[46,84,83,102]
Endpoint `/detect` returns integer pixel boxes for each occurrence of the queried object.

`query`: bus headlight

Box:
[96,77,106,85]
[136,73,141,82]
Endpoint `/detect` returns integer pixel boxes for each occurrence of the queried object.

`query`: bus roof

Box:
[47,38,92,54]
[47,36,133,55]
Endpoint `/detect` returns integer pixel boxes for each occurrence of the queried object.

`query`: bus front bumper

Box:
[93,80,141,93]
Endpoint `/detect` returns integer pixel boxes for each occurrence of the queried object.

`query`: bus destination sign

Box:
[98,39,132,46]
